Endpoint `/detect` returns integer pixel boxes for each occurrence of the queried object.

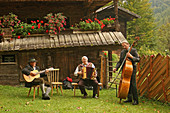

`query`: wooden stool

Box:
[27,85,40,100]
[72,82,103,97]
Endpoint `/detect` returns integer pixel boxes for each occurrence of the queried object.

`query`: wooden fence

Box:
[137,53,170,103]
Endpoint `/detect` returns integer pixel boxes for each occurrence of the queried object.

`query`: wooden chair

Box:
[20,66,40,100]
[72,82,102,97]
[27,85,40,100]
[47,69,63,96]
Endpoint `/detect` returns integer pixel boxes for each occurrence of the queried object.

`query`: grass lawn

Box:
[0,85,169,113]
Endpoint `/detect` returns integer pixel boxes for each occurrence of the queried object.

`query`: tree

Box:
[118,0,156,55]
[155,23,170,55]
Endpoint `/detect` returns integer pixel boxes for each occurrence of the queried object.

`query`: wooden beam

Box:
[113,0,120,31]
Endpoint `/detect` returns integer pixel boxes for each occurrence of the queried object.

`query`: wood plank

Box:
[14,39,20,50]
[98,32,107,45]
[81,34,91,46]
[2,41,9,51]
[53,35,59,47]
[152,54,164,72]
[49,37,55,48]
[102,32,115,45]
[44,36,51,48]
[93,33,102,45]
[137,62,150,86]
[139,79,148,96]
[64,34,73,47]
[76,34,85,46]
[109,32,119,44]
[150,58,167,85]
[88,33,98,46]
[114,32,126,43]
[8,39,15,50]
[70,34,79,46]
[0,41,3,51]
[155,76,170,100]
[37,36,44,49]
[58,34,65,47]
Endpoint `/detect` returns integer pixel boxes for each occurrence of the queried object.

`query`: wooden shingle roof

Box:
[0,32,126,51]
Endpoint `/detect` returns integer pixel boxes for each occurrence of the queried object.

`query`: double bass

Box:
[112,37,140,102]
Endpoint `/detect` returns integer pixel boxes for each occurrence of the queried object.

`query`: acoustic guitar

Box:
[23,68,54,82]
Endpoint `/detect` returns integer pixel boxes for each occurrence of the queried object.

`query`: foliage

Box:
[101,17,115,26]
[0,13,67,39]
[0,13,21,34]
[12,21,45,38]
[118,0,156,54]
[154,23,170,55]
[112,53,119,61]
[44,13,66,34]
[0,85,169,113]
[70,18,106,31]
[150,0,170,27]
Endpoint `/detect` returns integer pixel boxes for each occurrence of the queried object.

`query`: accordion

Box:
[82,67,96,80]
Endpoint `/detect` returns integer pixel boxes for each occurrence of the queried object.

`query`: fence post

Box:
[147,55,153,99]
[103,57,107,88]
[100,55,104,88]
[161,56,169,103]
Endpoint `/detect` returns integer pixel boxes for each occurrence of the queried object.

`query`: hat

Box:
[28,58,37,63]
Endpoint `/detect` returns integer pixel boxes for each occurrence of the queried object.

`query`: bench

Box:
[72,82,102,97]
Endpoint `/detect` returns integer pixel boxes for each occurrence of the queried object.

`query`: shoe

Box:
[92,96,98,99]
[82,94,88,98]
[124,99,132,103]
[132,101,138,105]
[42,93,50,100]
[92,94,98,99]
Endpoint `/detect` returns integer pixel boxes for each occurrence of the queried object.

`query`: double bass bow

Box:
[110,37,140,102]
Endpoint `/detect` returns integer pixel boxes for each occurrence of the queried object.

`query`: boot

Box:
[92,94,98,99]
[42,93,50,100]
[45,87,51,100]
[132,100,139,105]
[124,99,132,103]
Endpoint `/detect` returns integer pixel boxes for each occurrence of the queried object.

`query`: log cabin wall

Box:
[0,1,87,26]
[0,45,122,85]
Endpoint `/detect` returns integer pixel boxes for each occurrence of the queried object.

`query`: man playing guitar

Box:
[22,58,51,100]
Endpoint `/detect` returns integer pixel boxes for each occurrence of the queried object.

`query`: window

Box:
[2,55,16,63]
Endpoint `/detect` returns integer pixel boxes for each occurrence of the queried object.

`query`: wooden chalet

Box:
[0,31,126,85]
[94,5,141,38]
[0,0,133,86]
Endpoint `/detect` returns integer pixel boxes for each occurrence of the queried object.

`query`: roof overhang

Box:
[0,32,127,51]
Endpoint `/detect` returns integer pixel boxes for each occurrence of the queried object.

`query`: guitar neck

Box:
[36,70,46,74]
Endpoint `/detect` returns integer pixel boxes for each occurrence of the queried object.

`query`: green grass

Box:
[0,85,169,113]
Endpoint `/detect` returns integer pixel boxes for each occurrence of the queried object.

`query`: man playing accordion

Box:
[74,56,98,98]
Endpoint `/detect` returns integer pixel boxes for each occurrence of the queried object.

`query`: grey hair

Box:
[121,40,129,44]
[82,56,88,60]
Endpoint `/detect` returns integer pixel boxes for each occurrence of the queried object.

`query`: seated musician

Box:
[74,56,98,98]
[113,40,140,105]
[22,58,51,100]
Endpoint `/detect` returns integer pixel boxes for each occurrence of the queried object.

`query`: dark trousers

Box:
[78,79,98,95]
[128,66,138,102]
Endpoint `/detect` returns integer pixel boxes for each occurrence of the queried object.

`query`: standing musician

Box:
[113,40,140,105]
[74,56,98,98]
[22,58,51,100]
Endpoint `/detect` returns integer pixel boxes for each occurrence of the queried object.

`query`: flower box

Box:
[72,29,101,34]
